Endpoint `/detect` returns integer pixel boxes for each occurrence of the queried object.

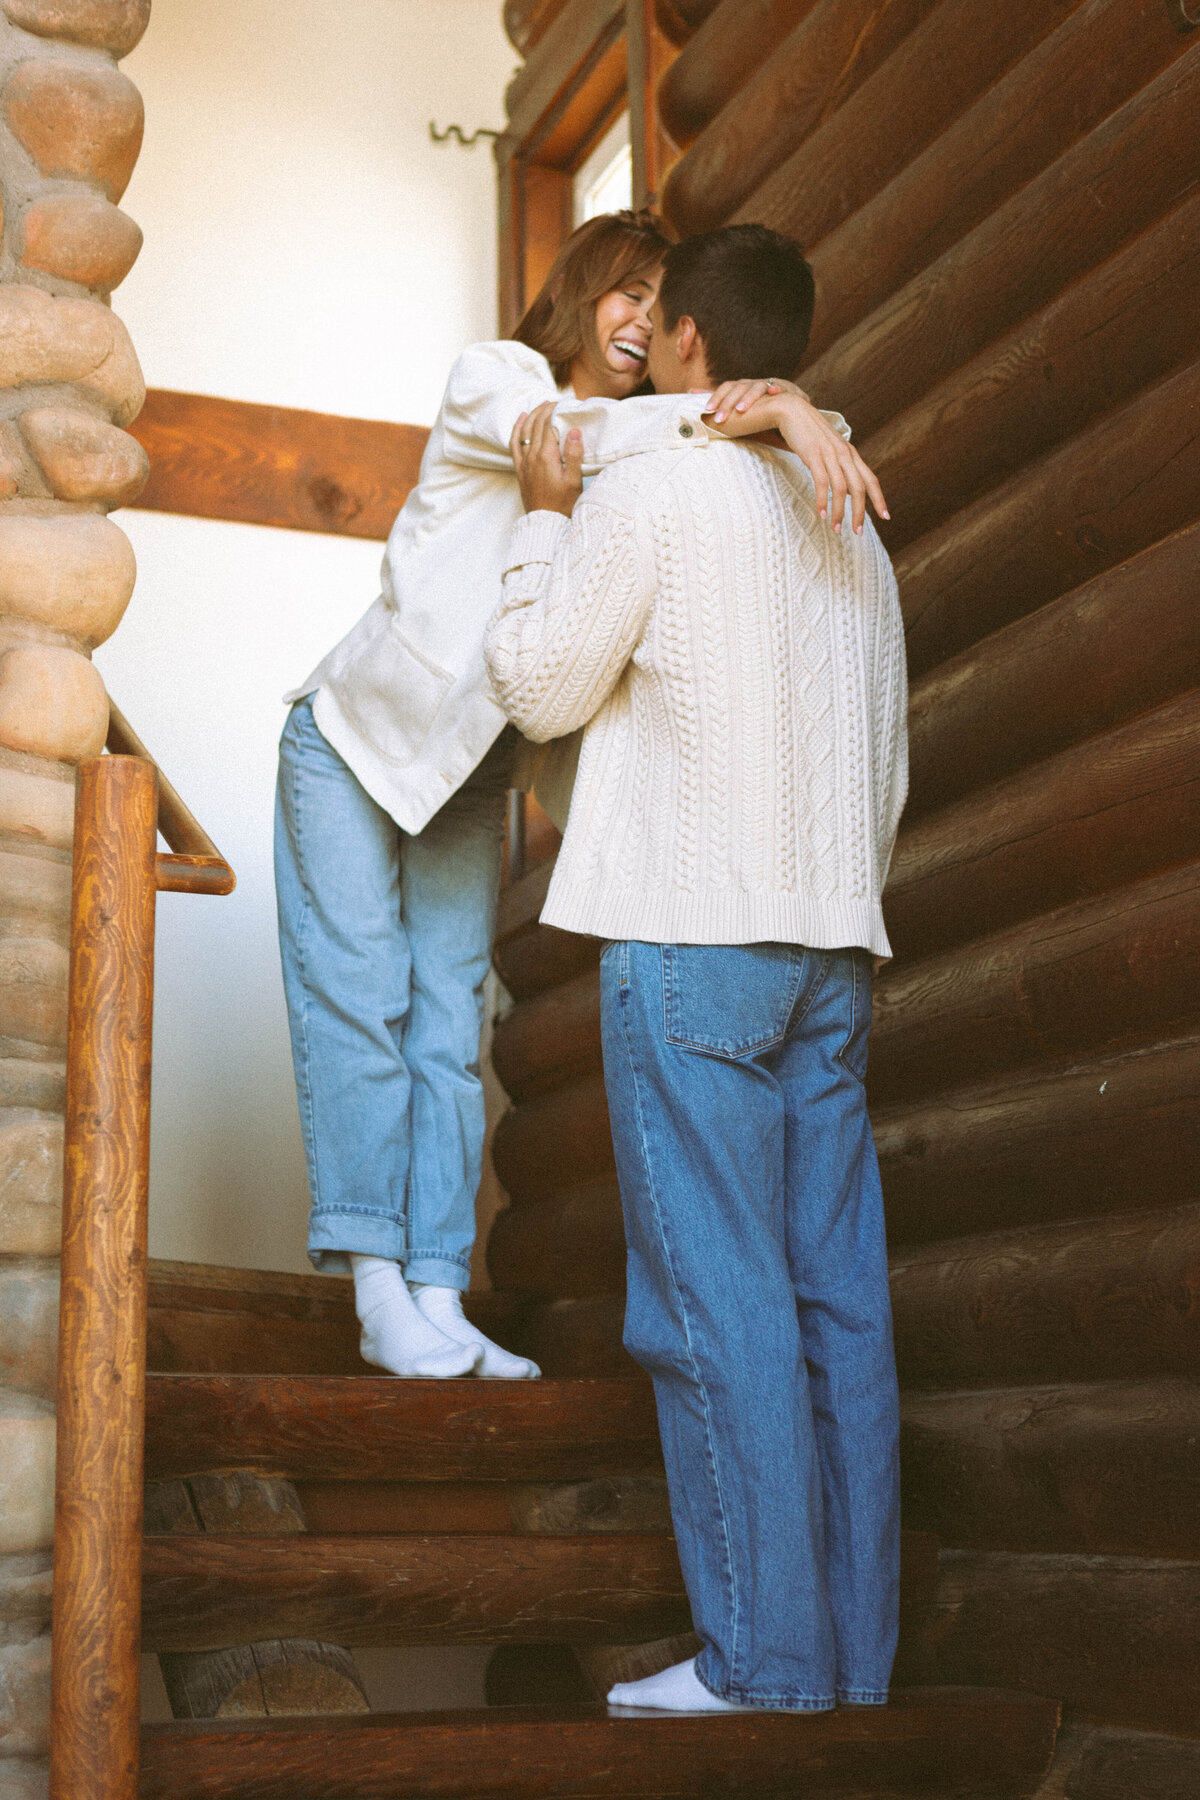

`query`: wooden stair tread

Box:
[140,1687,1061,1798]
[142,1530,938,1655]
[144,1375,663,1481]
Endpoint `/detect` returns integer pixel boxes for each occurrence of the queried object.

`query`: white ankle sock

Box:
[351,1256,480,1378]
[409,1284,541,1380]
[607,1657,748,1713]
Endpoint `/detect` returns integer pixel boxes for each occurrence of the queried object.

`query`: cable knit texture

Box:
[485,442,907,958]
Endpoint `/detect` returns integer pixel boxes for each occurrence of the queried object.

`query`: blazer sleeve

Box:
[440,341,713,475]
[484,501,654,743]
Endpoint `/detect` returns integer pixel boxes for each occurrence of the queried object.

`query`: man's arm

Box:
[483,449,652,745]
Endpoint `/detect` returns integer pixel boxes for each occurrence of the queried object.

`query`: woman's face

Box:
[570,263,663,399]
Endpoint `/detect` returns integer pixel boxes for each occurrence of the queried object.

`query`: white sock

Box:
[409,1284,541,1380]
[607,1657,749,1713]
[351,1256,480,1378]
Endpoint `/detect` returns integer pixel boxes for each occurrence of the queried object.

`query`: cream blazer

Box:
[287,340,717,835]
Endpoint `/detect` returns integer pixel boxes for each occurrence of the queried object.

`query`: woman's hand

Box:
[703,384,889,536]
[511,402,583,518]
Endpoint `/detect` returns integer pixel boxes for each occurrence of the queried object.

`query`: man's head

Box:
[646,224,816,394]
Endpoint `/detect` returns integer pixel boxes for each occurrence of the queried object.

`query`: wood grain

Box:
[127,388,428,541]
[1066,1729,1200,1800]
[890,1202,1200,1392]
[802,48,1200,443]
[503,0,625,153]
[158,1638,369,1721]
[143,1375,662,1482]
[494,860,597,1003]
[657,0,820,146]
[899,1378,1200,1555]
[923,1551,1200,1734]
[139,1687,1061,1800]
[906,521,1200,818]
[141,1531,693,1651]
[894,358,1200,681]
[799,0,1190,360]
[52,755,158,1800]
[504,0,573,53]
[660,0,942,237]
[489,1185,625,1296]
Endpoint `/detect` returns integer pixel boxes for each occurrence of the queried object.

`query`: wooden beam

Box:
[158,1639,368,1722]
[141,1531,692,1651]
[890,1201,1200,1391]
[494,860,598,1003]
[924,1549,1200,1734]
[143,1375,661,1483]
[520,1294,636,1376]
[906,520,1200,819]
[140,1688,1061,1800]
[1067,1728,1200,1800]
[661,0,941,236]
[126,388,429,541]
[900,1378,1200,1557]
[489,1185,626,1296]
[657,0,819,148]
[504,0,626,159]
[504,0,574,53]
[626,0,680,209]
[801,0,1193,363]
[802,48,1200,443]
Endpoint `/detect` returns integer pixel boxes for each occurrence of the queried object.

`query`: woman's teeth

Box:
[614,339,647,363]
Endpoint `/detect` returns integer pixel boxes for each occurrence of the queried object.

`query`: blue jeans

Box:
[600,940,900,1710]
[274,696,511,1281]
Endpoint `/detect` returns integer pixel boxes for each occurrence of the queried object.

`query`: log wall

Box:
[489,2,1200,1787]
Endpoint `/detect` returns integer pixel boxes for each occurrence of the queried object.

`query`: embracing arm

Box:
[484,499,653,743]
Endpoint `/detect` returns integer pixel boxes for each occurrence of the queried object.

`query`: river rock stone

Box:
[2,61,143,202]
[0,513,136,646]
[19,408,147,506]
[0,1115,62,1258]
[0,1755,49,1799]
[0,1634,50,1760]
[20,193,142,290]
[3,0,150,56]
[0,287,144,425]
[0,852,69,942]
[0,768,74,854]
[0,644,109,762]
[0,936,68,1058]
[0,1262,58,1402]
[0,1399,53,1557]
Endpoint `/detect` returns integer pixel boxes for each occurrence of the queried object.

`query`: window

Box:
[573,111,632,224]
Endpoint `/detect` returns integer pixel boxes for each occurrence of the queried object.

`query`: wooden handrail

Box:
[50,749,234,1800]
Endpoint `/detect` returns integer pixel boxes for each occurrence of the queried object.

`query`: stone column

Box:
[0,4,151,1794]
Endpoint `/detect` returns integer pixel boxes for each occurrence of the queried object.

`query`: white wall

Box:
[95,0,517,1274]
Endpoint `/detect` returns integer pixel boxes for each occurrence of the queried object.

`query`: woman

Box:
[275,210,882,1380]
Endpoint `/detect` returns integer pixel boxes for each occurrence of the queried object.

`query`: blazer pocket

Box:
[329,615,455,769]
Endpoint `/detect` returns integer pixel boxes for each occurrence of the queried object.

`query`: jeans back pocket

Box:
[662,943,823,1060]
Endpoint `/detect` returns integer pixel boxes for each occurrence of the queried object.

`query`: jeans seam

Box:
[620,956,743,1685]
[282,715,323,1217]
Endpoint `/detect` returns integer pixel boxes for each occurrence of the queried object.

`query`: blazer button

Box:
[678,422,694,438]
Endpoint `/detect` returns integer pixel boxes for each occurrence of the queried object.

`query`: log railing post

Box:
[51,755,160,1800]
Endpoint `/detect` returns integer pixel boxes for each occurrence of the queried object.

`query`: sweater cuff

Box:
[505,508,569,574]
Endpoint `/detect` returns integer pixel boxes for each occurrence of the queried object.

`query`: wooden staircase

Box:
[135,1262,1061,1799]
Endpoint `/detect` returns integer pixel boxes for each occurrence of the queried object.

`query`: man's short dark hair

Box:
[658,224,815,385]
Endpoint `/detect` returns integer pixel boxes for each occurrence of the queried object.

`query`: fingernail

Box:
[713,411,725,422]
[855,525,863,536]
[881,509,890,519]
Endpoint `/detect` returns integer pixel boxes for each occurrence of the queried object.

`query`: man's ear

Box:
[675,316,698,362]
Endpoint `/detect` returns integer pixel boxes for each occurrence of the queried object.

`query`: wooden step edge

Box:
[140,1686,1061,1800]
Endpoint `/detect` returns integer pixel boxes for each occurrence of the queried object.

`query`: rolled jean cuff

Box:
[307,1209,405,1273]
[695,1660,835,1712]
[405,1251,471,1290]
[837,1688,890,1706]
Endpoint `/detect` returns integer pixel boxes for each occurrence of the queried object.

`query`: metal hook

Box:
[429,122,501,147]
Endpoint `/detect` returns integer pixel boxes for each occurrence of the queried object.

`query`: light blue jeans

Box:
[274,695,511,1281]
[600,939,900,1710]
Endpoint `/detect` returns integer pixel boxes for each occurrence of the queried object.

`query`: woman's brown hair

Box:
[515,209,673,385]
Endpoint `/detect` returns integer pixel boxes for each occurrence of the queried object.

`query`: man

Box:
[484,224,907,1714]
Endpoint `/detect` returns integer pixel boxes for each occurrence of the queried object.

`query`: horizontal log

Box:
[870,187,1200,553]
[518,1295,635,1377]
[1067,1728,1200,1800]
[655,0,723,44]
[899,1378,1200,1556]
[504,0,624,151]
[906,521,1200,818]
[492,859,1200,1112]
[492,1073,612,1202]
[489,1184,625,1295]
[127,389,427,540]
[803,49,1200,442]
[157,1639,369,1721]
[494,860,597,1003]
[142,1532,692,1651]
[660,0,941,238]
[923,1549,1200,1734]
[139,1688,1062,1800]
[895,357,1200,681]
[144,1375,661,1482]
[657,0,819,146]
[504,0,572,53]
[891,1201,1200,1392]
[875,1034,1200,1245]
[871,861,1200,1103]
[799,0,1191,361]
[886,685,1200,963]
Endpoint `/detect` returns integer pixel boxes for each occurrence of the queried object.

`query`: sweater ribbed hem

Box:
[540,878,893,960]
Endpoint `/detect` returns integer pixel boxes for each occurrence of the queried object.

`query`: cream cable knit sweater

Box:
[485,441,908,958]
